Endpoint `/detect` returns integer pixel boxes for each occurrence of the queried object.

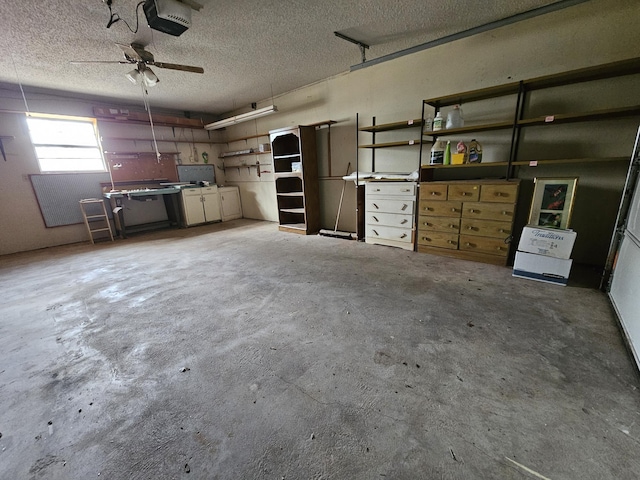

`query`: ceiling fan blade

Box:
[152,62,204,74]
[70,60,130,65]
[116,43,143,62]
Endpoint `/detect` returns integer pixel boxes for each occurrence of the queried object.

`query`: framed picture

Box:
[528,177,578,230]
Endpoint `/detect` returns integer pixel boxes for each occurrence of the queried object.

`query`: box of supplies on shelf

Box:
[518,226,577,259]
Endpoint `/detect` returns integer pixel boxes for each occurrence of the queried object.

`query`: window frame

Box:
[26,113,107,174]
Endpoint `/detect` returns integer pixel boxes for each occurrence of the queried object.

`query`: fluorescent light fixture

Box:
[205,105,278,130]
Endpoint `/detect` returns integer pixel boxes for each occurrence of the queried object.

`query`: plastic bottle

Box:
[468,139,482,163]
[432,112,444,131]
[446,105,464,129]
[430,140,445,165]
[444,140,451,165]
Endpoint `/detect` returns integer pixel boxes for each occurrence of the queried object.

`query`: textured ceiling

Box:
[0,0,569,117]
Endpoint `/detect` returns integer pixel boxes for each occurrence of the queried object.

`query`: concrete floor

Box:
[1,219,639,479]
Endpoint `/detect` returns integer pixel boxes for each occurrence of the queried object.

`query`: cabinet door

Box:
[220,187,242,221]
[182,190,205,225]
[202,192,221,222]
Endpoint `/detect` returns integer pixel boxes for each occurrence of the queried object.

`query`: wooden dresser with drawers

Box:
[417,180,520,265]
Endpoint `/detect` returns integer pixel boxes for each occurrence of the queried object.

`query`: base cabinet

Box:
[219,186,242,221]
[181,186,221,226]
[417,180,520,265]
[365,181,417,251]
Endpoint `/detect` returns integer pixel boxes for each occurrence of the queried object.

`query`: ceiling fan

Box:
[71,43,204,86]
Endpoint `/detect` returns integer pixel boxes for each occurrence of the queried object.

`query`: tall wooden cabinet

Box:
[270,126,320,234]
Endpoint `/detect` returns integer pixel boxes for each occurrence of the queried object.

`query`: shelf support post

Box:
[507,81,526,180]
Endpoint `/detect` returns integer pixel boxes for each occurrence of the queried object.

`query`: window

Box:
[26,114,106,173]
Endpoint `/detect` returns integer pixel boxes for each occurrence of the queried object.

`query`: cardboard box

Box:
[517,226,577,259]
[512,251,573,286]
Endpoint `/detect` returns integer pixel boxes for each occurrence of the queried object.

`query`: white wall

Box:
[220,0,640,265]
[1,0,639,262]
[0,90,224,255]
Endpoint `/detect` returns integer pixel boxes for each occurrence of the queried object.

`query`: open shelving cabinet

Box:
[419,57,640,182]
[270,125,320,234]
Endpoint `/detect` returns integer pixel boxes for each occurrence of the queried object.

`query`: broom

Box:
[319,162,356,240]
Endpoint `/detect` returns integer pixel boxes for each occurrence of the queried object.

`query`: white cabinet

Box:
[181,186,221,226]
[365,181,416,251]
[219,186,242,221]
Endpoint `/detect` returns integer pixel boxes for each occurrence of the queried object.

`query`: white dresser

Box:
[365,181,417,251]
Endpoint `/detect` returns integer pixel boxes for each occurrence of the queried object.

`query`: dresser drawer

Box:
[182,187,203,197]
[460,218,512,238]
[418,215,460,233]
[366,198,414,214]
[420,183,448,201]
[448,184,480,202]
[461,202,515,221]
[367,182,416,196]
[366,224,413,243]
[459,235,510,256]
[419,200,462,217]
[417,231,459,249]
[367,212,413,228]
[479,183,519,203]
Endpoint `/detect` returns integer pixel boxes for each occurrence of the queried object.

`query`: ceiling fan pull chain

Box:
[141,84,161,162]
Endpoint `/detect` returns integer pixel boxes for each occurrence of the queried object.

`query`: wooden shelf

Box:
[226,133,269,143]
[359,139,426,148]
[524,57,640,91]
[274,172,303,179]
[424,121,514,137]
[359,119,423,132]
[518,105,640,127]
[421,161,510,170]
[220,151,271,159]
[424,83,521,108]
[512,156,628,166]
[280,208,305,214]
[273,153,301,159]
[422,58,640,108]
[421,157,629,170]
[279,223,307,233]
[277,192,304,196]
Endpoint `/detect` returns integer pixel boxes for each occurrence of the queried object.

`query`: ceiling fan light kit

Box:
[204,105,278,130]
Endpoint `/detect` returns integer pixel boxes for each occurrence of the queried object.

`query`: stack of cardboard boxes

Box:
[513,226,577,286]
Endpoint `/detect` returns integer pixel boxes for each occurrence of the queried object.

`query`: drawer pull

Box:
[431,192,438,196]
[372,229,379,236]
[400,233,407,239]
[373,203,379,209]
[400,219,408,224]
[401,203,408,211]
[422,237,431,242]
[402,188,411,192]
[462,192,469,196]
[502,211,508,215]
[372,215,379,222]
[451,208,457,212]
[495,192,504,197]
[425,207,433,211]
[449,224,456,228]
[424,222,432,226]
[448,240,456,244]
[465,242,472,247]
[497,246,504,251]
[469,209,476,213]
[467,226,475,230]
[498,228,505,233]
[374,188,381,192]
